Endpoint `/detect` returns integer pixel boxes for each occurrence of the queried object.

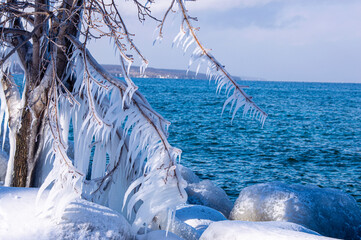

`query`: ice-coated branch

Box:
[172,0,268,125]
[64,33,187,232]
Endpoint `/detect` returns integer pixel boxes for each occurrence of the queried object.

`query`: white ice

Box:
[0,150,8,184]
[137,230,183,240]
[229,182,361,240]
[200,220,338,240]
[176,204,226,236]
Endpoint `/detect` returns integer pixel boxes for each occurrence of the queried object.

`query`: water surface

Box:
[133,78,361,205]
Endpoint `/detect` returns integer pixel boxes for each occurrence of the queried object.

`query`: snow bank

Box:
[0,187,133,239]
[179,166,233,218]
[57,199,133,239]
[200,220,337,240]
[230,182,361,240]
[0,151,8,184]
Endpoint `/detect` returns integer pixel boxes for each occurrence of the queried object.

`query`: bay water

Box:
[12,75,361,205]
[133,78,361,205]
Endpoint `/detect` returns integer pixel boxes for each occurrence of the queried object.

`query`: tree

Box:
[0,0,267,232]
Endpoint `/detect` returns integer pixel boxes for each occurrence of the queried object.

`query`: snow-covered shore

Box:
[2,181,360,239]
[1,164,360,240]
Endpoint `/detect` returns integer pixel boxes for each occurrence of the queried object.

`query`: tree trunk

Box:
[12,71,52,187]
[7,0,82,187]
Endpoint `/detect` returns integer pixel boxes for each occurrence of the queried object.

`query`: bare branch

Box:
[158,0,175,38]
[0,27,31,37]
[0,26,39,67]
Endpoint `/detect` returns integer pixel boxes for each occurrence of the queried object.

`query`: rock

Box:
[229,182,361,240]
[178,165,233,218]
[179,165,200,184]
[200,220,337,240]
[187,180,233,218]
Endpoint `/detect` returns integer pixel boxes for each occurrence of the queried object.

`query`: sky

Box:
[89,0,361,83]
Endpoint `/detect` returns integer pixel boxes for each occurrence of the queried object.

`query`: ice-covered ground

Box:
[1,174,360,239]
[1,186,339,240]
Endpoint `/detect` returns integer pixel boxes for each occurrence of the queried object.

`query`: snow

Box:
[0,150,7,184]
[229,182,361,240]
[200,220,338,240]
[180,166,233,218]
[137,230,183,240]
[0,186,133,240]
[1,180,360,240]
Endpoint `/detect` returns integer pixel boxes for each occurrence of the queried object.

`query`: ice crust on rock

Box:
[179,165,200,184]
[152,204,227,239]
[58,199,133,239]
[200,220,338,240]
[187,180,233,218]
[230,182,361,240]
[176,204,227,235]
[179,166,233,218]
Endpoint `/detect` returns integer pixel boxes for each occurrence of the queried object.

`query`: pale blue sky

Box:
[89,0,361,83]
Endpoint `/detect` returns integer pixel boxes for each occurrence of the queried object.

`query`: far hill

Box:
[102,64,242,81]
[12,63,253,81]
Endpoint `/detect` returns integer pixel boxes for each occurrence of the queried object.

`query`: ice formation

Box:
[150,204,227,239]
[176,204,227,235]
[229,182,361,240]
[0,151,8,183]
[200,220,337,240]
[171,0,268,126]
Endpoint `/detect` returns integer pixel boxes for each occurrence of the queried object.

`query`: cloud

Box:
[116,0,282,17]
[90,0,361,82]
[185,0,281,11]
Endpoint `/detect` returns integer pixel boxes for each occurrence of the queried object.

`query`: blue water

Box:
[11,75,361,206]
[133,78,361,205]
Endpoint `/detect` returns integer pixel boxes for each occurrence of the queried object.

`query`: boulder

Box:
[179,166,233,218]
[176,204,227,235]
[229,182,361,240]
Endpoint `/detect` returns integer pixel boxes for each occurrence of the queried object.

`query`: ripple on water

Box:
[135,79,361,205]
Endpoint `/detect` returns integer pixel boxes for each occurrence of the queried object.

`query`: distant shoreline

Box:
[101,64,244,81]
[11,63,360,84]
